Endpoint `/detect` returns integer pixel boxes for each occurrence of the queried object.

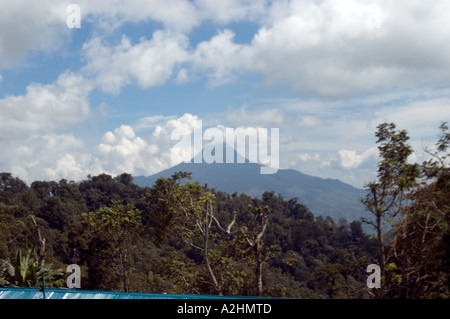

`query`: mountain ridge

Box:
[134,160,370,222]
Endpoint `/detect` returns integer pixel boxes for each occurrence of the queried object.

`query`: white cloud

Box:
[4,0,450,99]
[44,154,85,182]
[219,104,284,127]
[0,68,93,183]
[175,68,190,83]
[375,98,450,139]
[79,0,269,33]
[152,113,198,140]
[98,125,154,174]
[338,147,379,170]
[0,0,70,67]
[195,0,268,24]
[79,0,200,33]
[133,115,175,131]
[82,32,190,93]
[242,0,450,96]
[192,29,252,84]
[0,114,201,183]
[0,134,85,183]
[95,114,200,177]
[298,116,323,128]
[52,0,450,98]
[0,71,92,140]
[189,0,450,96]
[297,153,321,163]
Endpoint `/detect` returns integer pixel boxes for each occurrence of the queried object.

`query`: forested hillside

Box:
[0,171,376,298]
[1,122,450,298]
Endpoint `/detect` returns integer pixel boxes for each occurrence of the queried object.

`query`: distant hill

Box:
[134,160,370,223]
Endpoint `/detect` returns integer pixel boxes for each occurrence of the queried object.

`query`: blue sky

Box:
[1,0,450,188]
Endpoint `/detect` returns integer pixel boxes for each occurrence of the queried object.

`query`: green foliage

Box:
[0,248,64,288]
[361,122,450,299]
[362,122,420,290]
[13,248,37,287]
[0,170,378,297]
[80,200,143,292]
[381,123,450,298]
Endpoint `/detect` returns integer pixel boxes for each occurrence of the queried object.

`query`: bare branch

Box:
[30,215,46,266]
[226,211,237,234]
[255,215,269,244]
[212,210,237,234]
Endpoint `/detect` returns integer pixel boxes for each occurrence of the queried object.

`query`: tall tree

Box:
[148,172,237,295]
[361,123,419,292]
[238,204,270,296]
[384,122,450,298]
[82,200,142,292]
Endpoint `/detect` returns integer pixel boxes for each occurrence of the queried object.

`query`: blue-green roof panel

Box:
[0,287,249,299]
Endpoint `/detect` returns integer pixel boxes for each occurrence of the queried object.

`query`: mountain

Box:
[134,160,370,223]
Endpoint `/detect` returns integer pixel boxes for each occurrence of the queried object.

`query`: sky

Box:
[1,0,450,189]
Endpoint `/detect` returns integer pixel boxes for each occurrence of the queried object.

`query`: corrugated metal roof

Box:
[0,287,237,299]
